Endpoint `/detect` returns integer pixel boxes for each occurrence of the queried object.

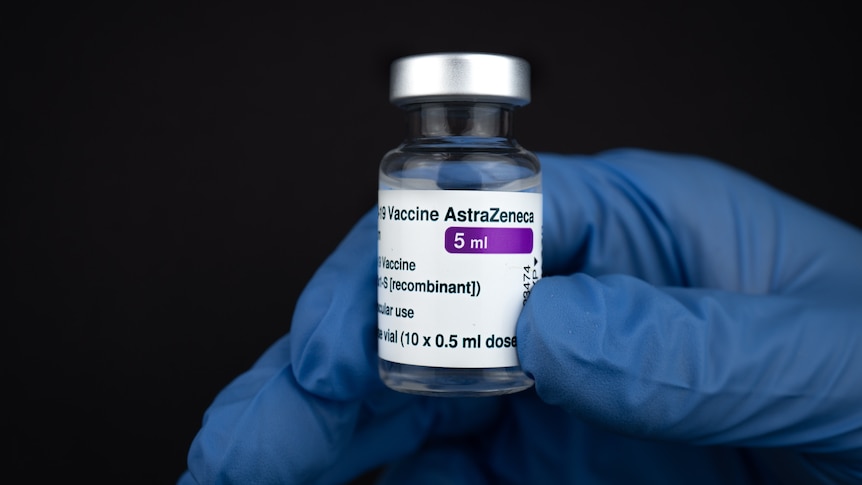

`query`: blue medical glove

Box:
[178,209,504,484]
[180,148,862,484]
[512,149,862,483]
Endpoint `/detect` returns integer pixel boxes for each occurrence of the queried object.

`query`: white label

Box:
[377,190,542,368]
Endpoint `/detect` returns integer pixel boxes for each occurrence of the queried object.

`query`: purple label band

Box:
[444,227,534,254]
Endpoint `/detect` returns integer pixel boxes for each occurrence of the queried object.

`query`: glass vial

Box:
[377,52,541,397]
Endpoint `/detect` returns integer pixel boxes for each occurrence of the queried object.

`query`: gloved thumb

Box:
[517,273,862,473]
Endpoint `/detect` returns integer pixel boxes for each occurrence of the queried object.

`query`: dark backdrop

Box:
[4,2,859,483]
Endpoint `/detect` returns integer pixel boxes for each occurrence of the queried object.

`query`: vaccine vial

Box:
[377,52,542,397]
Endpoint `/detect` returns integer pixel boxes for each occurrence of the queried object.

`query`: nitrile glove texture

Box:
[180,149,862,484]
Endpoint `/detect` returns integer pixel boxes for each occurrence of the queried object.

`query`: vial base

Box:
[379,358,534,397]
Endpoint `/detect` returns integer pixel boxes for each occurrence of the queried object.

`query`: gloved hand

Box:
[179,148,862,484]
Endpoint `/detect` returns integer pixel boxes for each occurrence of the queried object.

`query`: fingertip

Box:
[518,274,608,407]
[516,274,668,435]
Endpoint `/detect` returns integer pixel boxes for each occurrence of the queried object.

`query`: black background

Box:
[4,2,859,483]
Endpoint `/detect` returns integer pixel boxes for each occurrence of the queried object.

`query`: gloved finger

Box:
[532,148,862,479]
[288,208,381,401]
[184,333,365,483]
[185,333,503,484]
[518,273,862,482]
[538,148,861,293]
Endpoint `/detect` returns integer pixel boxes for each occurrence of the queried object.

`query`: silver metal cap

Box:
[390,52,531,106]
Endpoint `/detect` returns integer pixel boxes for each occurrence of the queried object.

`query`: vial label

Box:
[377,190,542,368]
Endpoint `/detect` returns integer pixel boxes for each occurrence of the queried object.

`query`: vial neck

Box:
[404,102,515,144]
